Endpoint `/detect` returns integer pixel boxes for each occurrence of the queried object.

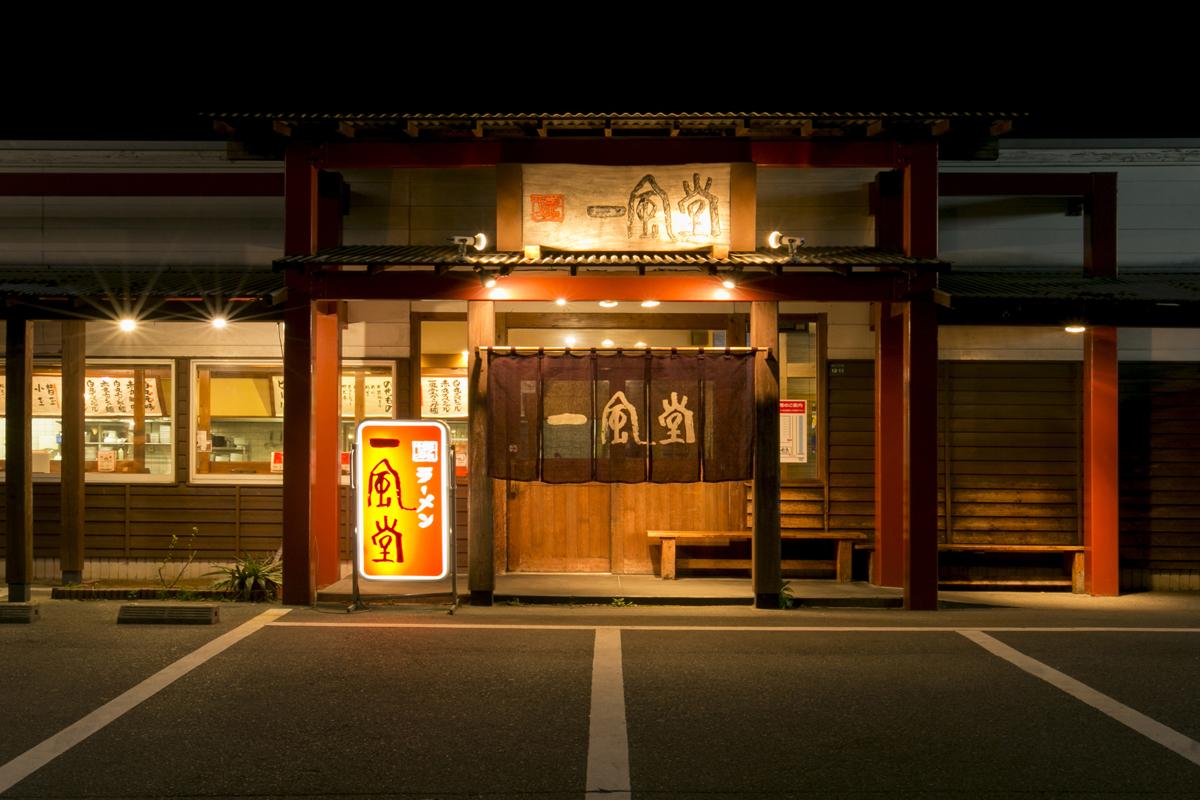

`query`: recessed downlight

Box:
[598,300,619,308]
[118,318,137,332]
[641,300,661,308]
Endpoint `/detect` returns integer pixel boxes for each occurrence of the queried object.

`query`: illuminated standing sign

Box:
[354,420,452,581]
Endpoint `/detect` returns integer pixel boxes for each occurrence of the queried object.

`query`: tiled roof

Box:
[940,272,1200,303]
[275,245,943,270]
[0,267,284,300]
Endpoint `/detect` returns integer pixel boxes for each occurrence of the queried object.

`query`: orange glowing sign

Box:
[354,420,452,581]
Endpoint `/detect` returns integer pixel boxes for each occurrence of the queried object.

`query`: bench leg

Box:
[1071,551,1085,594]
[836,540,853,583]
[661,539,677,580]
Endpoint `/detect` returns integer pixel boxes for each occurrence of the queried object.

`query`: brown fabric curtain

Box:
[540,352,594,483]
[701,352,754,481]
[649,353,701,483]
[488,350,754,483]
[487,352,539,481]
[595,353,648,482]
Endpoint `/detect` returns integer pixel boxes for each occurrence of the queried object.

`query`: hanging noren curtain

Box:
[488,351,753,483]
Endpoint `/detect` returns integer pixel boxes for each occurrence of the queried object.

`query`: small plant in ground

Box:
[157,526,199,592]
[207,552,282,601]
[505,597,524,606]
[778,580,795,610]
[610,597,635,608]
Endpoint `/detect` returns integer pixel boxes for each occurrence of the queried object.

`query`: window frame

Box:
[778,313,828,487]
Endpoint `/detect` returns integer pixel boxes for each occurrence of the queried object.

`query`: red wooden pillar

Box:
[467,301,495,605]
[903,296,939,610]
[874,303,904,587]
[1083,172,1119,595]
[902,142,938,259]
[1083,328,1119,595]
[312,302,342,589]
[281,144,319,605]
[5,318,33,602]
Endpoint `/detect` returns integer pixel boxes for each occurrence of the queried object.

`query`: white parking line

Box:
[0,607,290,795]
[960,630,1200,768]
[268,621,1200,633]
[585,628,630,800]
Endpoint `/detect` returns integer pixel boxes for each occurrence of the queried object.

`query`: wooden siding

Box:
[828,360,876,534]
[942,362,1081,546]
[1119,363,1200,580]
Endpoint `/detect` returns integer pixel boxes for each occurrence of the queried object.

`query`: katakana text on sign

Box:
[355,420,451,581]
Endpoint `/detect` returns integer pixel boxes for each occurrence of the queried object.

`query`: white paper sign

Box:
[97,449,116,472]
[780,399,808,464]
[421,376,467,418]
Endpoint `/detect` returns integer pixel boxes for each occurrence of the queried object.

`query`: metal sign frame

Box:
[352,419,453,583]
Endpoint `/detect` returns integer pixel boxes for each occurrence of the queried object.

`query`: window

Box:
[0,360,175,483]
[779,317,824,482]
[191,360,396,484]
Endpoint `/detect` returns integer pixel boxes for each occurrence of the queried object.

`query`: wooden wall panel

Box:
[1119,363,1200,577]
[828,361,877,534]
[614,482,745,574]
[504,483,611,572]
[942,361,1081,546]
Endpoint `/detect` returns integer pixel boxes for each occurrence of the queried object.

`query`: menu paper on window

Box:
[780,399,808,464]
[355,420,451,581]
[97,450,116,472]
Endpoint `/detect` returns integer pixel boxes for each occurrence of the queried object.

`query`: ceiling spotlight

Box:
[601,338,615,347]
[722,278,736,290]
[452,232,488,257]
[555,298,568,306]
[211,317,228,330]
[1064,324,1087,334]
[768,230,805,260]
[641,299,660,308]
[598,300,619,308]
[118,318,137,333]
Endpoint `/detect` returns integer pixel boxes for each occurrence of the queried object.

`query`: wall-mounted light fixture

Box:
[118,318,137,333]
[211,316,228,330]
[452,232,488,258]
[768,230,805,261]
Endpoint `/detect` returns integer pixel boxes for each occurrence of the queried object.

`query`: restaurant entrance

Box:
[495,307,748,575]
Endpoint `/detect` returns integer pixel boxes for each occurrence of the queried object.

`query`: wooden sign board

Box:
[355,420,451,581]
[523,164,732,251]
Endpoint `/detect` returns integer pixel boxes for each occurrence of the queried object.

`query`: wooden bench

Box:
[648,530,867,582]
[938,544,1085,593]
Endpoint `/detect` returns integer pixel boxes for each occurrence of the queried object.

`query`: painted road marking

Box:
[585,628,631,800]
[0,607,290,795]
[268,621,1200,633]
[960,630,1200,768]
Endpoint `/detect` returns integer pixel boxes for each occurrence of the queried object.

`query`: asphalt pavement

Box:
[1,594,1197,799]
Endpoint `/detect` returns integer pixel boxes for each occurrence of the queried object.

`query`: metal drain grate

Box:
[117,605,220,625]
[0,604,39,623]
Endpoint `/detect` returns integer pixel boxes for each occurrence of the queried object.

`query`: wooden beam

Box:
[468,301,496,605]
[730,163,758,252]
[284,144,319,257]
[0,173,284,197]
[281,270,315,605]
[1085,172,1118,276]
[872,170,904,251]
[273,120,293,138]
[990,120,1013,137]
[312,302,342,589]
[750,302,781,608]
[496,164,523,252]
[903,142,939,259]
[60,320,86,584]
[939,173,1094,197]
[751,140,901,168]
[903,296,939,610]
[308,271,929,303]
[337,121,356,139]
[866,120,884,138]
[1083,327,1119,595]
[5,318,33,602]
[874,303,904,588]
[929,119,951,137]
